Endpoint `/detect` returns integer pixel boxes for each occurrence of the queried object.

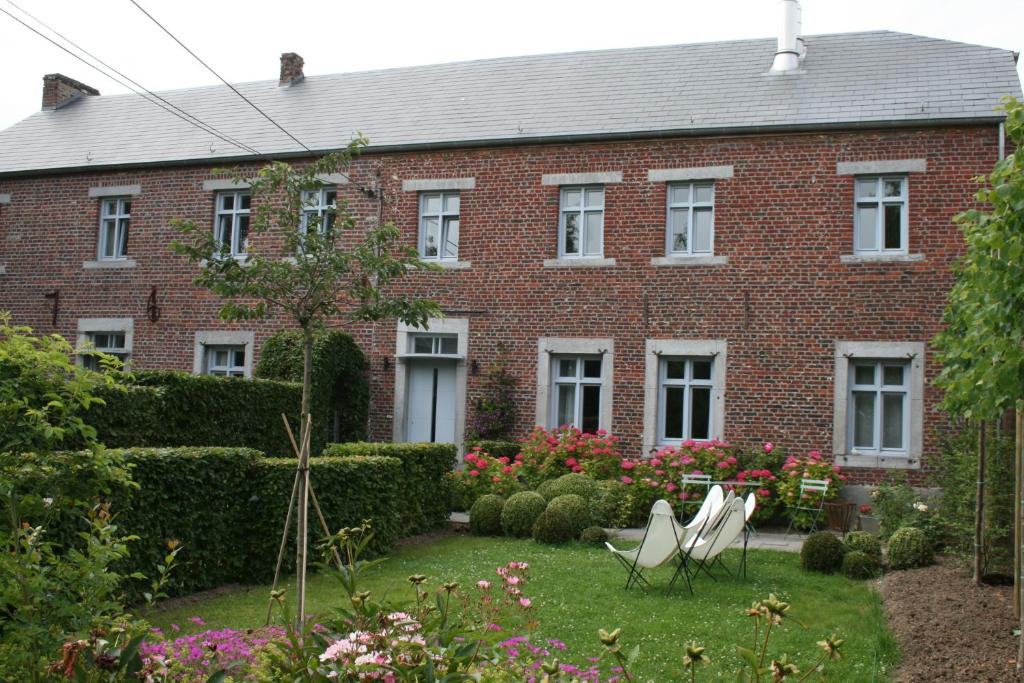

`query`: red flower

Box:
[860,504,872,515]
[469,470,480,477]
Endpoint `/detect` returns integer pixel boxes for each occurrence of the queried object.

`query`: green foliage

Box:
[842,550,880,580]
[579,526,609,545]
[887,527,933,570]
[532,507,574,544]
[501,491,547,538]
[466,349,518,441]
[844,531,882,563]
[800,532,847,574]
[0,312,120,455]
[537,472,600,502]
[934,97,1024,418]
[467,440,520,460]
[546,494,592,538]
[321,442,456,535]
[86,370,302,455]
[255,329,369,451]
[469,494,505,536]
[871,474,944,548]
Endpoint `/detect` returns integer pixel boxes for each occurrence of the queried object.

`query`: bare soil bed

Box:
[880,559,1022,682]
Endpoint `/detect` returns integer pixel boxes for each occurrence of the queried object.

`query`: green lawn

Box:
[148,535,898,681]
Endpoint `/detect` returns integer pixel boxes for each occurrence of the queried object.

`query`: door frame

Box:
[392,317,469,457]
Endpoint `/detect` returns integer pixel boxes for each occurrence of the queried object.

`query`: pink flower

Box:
[620,460,636,470]
[519,598,532,608]
[764,442,774,453]
[477,580,491,589]
[809,450,822,460]
[565,457,578,467]
[499,456,510,464]
[571,465,583,473]
[650,458,663,467]
[666,482,678,492]
[620,476,633,484]
[189,616,205,626]
[596,429,608,436]
[679,492,689,500]
[469,470,479,477]
[492,476,501,482]
[757,488,771,497]
[860,504,872,514]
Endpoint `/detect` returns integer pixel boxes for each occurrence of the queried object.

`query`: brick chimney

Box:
[42,73,99,110]
[279,53,304,87]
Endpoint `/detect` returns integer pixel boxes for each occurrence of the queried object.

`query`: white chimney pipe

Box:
[771,0,803,72]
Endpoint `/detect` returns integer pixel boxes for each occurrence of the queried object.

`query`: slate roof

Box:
[0,30,1019,176]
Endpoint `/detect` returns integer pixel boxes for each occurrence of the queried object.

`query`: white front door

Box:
[406,359,457,443]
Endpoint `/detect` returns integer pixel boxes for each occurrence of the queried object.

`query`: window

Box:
[98,197,130,260]
[204,345,246,376]
[81,332,128,371]
[418,192,460,260]
[408,333,458,355]
[658,357,714,443]
[854,176,907,254]
[300,187,337,237]
[666,182,714,255]
[848,360,910,454]
[214,191,251,258]
[551,355,603,433]
[559,186,604,258]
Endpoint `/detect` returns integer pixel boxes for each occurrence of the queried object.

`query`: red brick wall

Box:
[0,125,1000,483]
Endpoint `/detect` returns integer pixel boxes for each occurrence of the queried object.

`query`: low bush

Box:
[888,526,933,570]
[801,532,846,574]
[469,494,505,536]
[322,442,456,535]
[844,531,883,563]
[532,507,574,544]
[467,440,521,461]
[501,492,547,538]
[538,472,600,502]
[546,494,592,537]
[517,426,622,486]
[776,451,845,530]
[450,445,523,510]
[842,550,880,580]
[579,526,609,545]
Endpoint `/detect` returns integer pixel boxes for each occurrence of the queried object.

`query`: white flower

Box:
[42,497,53,507]
[912,501,928,513]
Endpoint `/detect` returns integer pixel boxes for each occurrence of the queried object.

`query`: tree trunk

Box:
[295,326,313,629]
[974,421,986,586]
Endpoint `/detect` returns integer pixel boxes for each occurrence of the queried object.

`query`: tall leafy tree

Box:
[171,137,440,624]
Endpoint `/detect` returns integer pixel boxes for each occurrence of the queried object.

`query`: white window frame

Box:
[204,345,247,377]
[300,187,337,237]
[418,191,460,261]
[643,339,727,453]
[98,196,131,261]
[847,360,910,455]
[536,338,614,433]
[657,357,716,444]
[853,176,908,255]
[406,333,460,357]
[214,190,251,258]
[833,341,924,470]
[550,354,604,433]
[665,181,715,256]
[192,331,254,378]
[558,186,604,258]
[77,318,133,370]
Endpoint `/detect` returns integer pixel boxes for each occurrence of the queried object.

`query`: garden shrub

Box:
[467,440,520,461]
[538,472,600,502]
[888,526,933,570]
[844,531,882,563]
[776,451,845,530]
[517,426,622,485]
[469,494,505,536]
[255,329,369,451]
[842,550,880,580]
[466,353,517,441]
[546,494,592,537]
[532,507,574,544]
[800,531,846,573]
[322,442,456,535]
[89,370,302,456]
[579,526,609,545]
[501,491,547,537]
[450,445,524,510]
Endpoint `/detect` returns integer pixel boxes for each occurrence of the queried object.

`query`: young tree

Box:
[171,137,440,625]
[934,97,1024,656]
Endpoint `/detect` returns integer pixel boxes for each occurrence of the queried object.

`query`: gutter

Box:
[0,115,1009,180]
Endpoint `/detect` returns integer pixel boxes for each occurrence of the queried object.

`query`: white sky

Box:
[1,0,1022,132]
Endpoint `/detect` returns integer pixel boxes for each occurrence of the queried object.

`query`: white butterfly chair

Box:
[669,496,747,595]
[739,493,757,579]
[606,499,687,590]
[680,484,724,535]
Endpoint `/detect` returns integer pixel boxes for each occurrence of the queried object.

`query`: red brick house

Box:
[0,8,1020,486]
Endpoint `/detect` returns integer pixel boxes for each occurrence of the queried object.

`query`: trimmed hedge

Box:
[888,526,933,570]
[501,491,547,537]
[532,507,574,544]
[547,494,591,537]
[801,532,847,574]
[469,494,505,536]
[842,550,880,579]
[89,370,301,455]
[256,330,369,453]
[321,442,457,535]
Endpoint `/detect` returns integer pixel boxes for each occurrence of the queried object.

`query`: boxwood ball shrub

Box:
[888,526,933,569]
[844,531,883,563]
[532,507,574,544]
[580,526,609,545]
[800,531,847,573]
[469,494,505,536]
[842,550,880,579]
[538,473,600,502]
[546,494,592,538]
[501,491,548,537]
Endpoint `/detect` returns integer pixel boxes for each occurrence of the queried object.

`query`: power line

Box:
[4,0,266,159]
[128,0,315,154]
[0,3,266,159]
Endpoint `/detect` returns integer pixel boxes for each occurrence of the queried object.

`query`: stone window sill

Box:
[834,453,920,470]
[840,253,924,264]
[83,259,137,270]
[651,255,728,267]
[542,257,616,269]
[405,260,472,271]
